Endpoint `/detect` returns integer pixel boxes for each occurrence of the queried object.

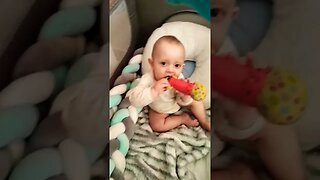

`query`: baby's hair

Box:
[152,35,184,58]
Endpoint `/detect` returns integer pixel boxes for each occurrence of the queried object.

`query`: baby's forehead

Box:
[153,41,184,57]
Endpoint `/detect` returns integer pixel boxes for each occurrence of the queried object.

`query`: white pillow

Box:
[253,0,320,151]
[141,22,211,109]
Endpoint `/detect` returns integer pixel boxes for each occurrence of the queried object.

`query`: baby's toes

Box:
[190,119,199,127]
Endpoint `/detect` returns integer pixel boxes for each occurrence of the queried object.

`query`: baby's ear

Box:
[148,58,153,66]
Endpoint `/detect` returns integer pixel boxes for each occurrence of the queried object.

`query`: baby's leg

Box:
[249,123,305,180]
[215,100,305,179]
[211,162,257,180]
[149,109,199,132]
[217,123,305,180]
[189,101,211,131]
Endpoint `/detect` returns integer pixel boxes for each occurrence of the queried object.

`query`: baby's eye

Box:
[161,62,166,66]
[175,64,182,68]
[211,8,225,23]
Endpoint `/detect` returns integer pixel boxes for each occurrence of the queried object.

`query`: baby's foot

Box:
[182,113,199,127]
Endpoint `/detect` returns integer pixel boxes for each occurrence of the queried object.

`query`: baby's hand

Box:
[177,91,191,101]
[152,78,170,96]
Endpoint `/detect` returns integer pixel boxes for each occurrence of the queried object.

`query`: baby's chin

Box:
[153,75,165,81]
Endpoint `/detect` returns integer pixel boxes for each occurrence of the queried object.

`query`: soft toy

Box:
[212,54,307,125]
[167,76,207,101]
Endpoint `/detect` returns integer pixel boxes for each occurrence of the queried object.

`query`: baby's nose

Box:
[167,65,175,71]
[166,68,174,74]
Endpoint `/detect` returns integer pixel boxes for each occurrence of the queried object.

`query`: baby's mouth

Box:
[165,74,177,79]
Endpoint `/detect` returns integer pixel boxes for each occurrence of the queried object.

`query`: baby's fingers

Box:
[160,78,170,85]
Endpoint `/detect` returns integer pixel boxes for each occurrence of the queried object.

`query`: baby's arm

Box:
[177,89,210,131]
[127,74,169,107]
[214,92,305,180]
[127,74,155,107]
[256,123,305,180]
[176,92,193,106]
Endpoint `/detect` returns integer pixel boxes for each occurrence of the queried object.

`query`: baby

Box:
[128,35,210,132]
[212,0,305,180]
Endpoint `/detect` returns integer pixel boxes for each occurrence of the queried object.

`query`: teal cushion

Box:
[83,143,106,164]
[130,79,140,90]
[110,109,129,126]
[9,148,63,180]
[109,95,122,108]
[122,64,140,74]
[0,105,39,148]
[39,6,96,40]
[65,61,91,87]
[109,159,115,176]
[117,134,129,156]
[52,66,68,95]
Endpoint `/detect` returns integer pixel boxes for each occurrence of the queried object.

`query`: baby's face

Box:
[149,41,185,81]
[211,0,238,54]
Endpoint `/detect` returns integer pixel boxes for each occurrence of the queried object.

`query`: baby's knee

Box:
[149,120,164,133]
[188,100,202,108]
[248,122,295,141]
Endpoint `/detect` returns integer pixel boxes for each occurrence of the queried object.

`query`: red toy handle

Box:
[212,54,308,125]
[167,77,194,95]
[212,55,271,106]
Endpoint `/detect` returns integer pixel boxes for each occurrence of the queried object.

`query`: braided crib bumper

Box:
[109,49,144,179]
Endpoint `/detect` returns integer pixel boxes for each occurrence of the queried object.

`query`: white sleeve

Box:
[127,74,155,107]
